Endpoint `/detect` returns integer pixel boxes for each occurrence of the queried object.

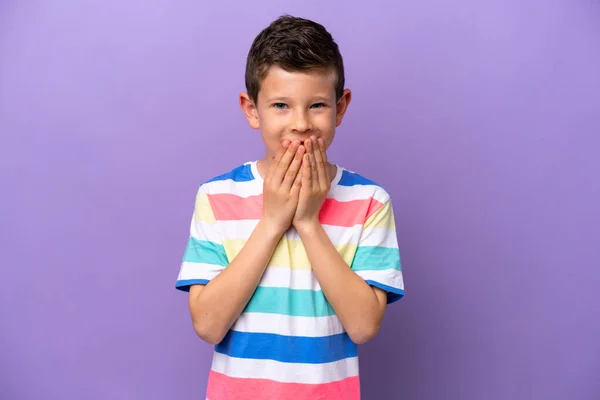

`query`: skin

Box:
[187,66,387,345]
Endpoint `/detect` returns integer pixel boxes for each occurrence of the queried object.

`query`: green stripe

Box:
[352,246,401,271]
[182,237,228,266]
[244,287,335,317]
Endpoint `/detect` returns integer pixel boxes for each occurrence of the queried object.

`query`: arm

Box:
[296,222,387,344]
[293,136,388,344]
[188,139,305,344]
[188,220,282,344]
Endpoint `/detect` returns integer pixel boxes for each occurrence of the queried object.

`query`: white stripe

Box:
[211,353,359,384]
[357,269,404,290]
[217,219,259,240]
[203,179,262,198]
[177,257,403,288]
[258,267,321,290]
[284,225,362,244]
[218,221,397,248]
[232,312,345,337]
[328,184,390,204]
[203,172,389,203]
[218,220,363,245]
[177,262,222,282]
[191,221,221,243]
[358,227,398,248]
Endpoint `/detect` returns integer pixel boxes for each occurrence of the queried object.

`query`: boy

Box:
[175,15,404,400]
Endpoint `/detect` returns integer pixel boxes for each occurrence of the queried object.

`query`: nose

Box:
[291,110,312,133]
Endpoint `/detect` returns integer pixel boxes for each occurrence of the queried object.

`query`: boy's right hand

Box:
[262,140,305,235]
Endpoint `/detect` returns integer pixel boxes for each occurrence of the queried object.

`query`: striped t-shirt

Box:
[175,161,404,400]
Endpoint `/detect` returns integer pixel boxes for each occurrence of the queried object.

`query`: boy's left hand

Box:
[292,136,330,231]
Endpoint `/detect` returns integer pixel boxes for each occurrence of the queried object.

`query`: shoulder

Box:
[198,161,259,196]
[334,166,392,205]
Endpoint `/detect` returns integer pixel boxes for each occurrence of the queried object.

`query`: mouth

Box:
[289,137,317,147]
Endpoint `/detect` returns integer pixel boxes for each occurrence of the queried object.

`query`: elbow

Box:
[347,323,381,345]
[189,292,227,345]
[192,320,227,345]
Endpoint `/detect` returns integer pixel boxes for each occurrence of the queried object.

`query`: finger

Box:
[302,153,311,190]
[282,144,305,190]
[273,140,300,184]
[312,154,318,190]
[305,136,313,156]
[305,139,318,190]
[312,137,327,189]
[268,140,290,177]
[318,138,328,164]
[291,162,303,194]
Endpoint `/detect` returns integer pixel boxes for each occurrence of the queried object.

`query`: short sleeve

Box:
[175,186,229,292]
[351,198,404,304]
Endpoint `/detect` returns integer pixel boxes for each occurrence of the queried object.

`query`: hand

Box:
[262,140,305,235]
[292,136,330,231]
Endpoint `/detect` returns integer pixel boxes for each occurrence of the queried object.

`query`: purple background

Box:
[1,0,599,399]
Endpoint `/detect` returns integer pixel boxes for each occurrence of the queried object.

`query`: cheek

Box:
[315,113,336,138]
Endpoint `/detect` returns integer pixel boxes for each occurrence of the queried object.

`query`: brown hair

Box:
[245,15,345,103]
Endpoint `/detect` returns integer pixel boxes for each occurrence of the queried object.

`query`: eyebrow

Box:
[266,96,331,103]
[267,97,291,102]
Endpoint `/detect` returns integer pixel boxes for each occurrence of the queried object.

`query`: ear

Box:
[335,89,352,127]
[239,92,260,130]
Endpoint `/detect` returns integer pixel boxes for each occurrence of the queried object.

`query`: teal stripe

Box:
[244,287,335,317]
[352,246,401,271]
[182,237,228,266]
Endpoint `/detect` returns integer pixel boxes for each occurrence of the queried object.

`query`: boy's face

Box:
[240,66,351,159]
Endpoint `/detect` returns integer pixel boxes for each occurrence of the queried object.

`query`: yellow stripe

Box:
[223,238,357,269]
[193,191,216,224]
[364,201,396,230]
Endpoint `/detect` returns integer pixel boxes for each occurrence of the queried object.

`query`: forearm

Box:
[189,219,282,344]
[297,222,386,344]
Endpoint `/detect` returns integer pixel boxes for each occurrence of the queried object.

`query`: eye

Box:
[311,103,327,109]
[273,103,288,109]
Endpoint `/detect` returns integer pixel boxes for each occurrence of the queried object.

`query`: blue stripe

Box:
[365,280,404,304]
[205,164,255,183]
[175,279,210,292]
[352,246,401,271]
[215,330,357,364]
[182,237,228,266]
[338,170,380,187]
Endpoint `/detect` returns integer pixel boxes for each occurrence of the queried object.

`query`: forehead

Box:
[259,66,337,99]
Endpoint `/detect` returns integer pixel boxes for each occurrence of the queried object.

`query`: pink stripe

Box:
[207,370,360,400]
[319,198,384,227]
[209,193,381,228]
[209,193,263,221]
[365,198,385,221]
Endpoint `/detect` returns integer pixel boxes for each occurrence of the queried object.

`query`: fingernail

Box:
[283,141,290,148]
